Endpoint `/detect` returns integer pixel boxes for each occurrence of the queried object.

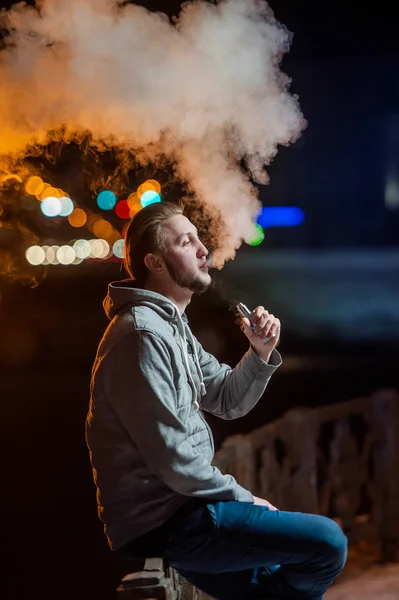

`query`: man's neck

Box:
[144,280,192,315]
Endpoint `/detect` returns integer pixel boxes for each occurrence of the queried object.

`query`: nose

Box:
[197,241,208,258]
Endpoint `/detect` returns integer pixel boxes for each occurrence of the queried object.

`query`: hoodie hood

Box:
[103,279,182,322]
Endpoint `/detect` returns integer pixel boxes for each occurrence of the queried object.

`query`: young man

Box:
[86,201,347,600]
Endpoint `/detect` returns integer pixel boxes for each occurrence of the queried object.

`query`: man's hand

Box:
[253,495,278,510]
[241,306,280,362]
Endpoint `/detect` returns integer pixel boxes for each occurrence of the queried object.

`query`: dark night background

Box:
[1,1,399,598]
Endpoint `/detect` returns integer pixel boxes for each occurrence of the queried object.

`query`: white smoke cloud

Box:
[0,0,305,265]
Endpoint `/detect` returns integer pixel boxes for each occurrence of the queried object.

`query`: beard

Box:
[163,255,211,295]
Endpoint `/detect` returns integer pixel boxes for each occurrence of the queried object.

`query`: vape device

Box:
[234,302,271,343]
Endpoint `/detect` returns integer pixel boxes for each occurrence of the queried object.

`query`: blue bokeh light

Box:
[97,190,117,210]
[256,206,304,228]
[140,190,161,207]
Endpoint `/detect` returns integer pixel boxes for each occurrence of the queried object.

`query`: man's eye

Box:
[182,240,191,246]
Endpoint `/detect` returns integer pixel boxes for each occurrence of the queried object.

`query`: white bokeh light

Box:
[56,245,76,265]
[73,239,91,259]
[26,245,45,265]
[40,196,62,217]
[113,239,124,259]
[98,239,110,259]
[89,239,104,258]
[46,245,60,265]
[41,245,50,265]
[59,196,74,217]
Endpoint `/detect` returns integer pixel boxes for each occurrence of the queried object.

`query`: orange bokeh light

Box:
[25,176,44,196]
[146,179,161,194]
[137,179,161,198]
[93,219,113,239]
[86,214,99,230]
[40,186,61,200]
[127,191,142,218]
[130,204,142,218]
[127,192,139,208]
[68,208,87,228]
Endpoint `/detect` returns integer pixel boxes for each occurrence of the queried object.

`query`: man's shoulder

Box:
[130,305,170,333]
[93,306,174,368]
[104,305,174,347]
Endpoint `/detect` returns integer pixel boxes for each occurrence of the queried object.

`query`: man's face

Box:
[160,214,211,295]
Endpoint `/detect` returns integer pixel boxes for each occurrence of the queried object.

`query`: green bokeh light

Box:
[246,223,264,246]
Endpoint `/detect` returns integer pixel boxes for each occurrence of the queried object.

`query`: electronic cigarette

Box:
[234,302,272,343]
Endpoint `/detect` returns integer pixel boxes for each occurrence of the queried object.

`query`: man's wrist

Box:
[251,345,272,364]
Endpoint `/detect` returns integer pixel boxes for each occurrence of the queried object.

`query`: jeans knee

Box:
[319,518,348,572]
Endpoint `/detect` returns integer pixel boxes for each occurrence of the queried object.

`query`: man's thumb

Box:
[241,317,253,336]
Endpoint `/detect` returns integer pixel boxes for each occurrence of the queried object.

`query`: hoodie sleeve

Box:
[194,337,282,420]
[102,330,253,503]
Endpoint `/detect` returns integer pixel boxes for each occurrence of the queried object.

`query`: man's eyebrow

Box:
[176,228,198,241]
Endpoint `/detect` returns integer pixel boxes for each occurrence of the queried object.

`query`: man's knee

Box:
[317,517,348,572]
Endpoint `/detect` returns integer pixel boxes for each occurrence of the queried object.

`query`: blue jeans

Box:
[117,500,348,600]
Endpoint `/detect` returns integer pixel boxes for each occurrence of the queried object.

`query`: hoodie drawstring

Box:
[185,325,207,398]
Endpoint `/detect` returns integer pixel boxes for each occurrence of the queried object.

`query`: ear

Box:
[144,253,164,275]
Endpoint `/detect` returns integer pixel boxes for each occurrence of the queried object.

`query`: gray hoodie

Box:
[85,280,282,550]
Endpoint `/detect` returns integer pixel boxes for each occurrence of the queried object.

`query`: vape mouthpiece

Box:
[234,302,252,319]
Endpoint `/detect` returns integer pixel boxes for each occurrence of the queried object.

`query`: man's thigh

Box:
[165,500,341,573]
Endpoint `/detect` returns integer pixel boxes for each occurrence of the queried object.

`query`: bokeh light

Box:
[89,239,105,258]
[25,238,124,266]
[86,213,102,232]
[46,245,60,265]
[38,186,61,201]
[68,208,87,228]
[113,239,124,259]
[138,179,161,197]
[35,182,49,200]
[87,239,110,259]
[98,239,110,259]
[73,239,91,259]
[127,192,139,207]
[56,245,76,265]
[59,196,74,217]
[41,245,50,265]
[256,206,304,228]
[25,176,44,196]
[127,192,142,217]
[140,190,161,207]
[245,224,265,246]
[115,199,130,219]
[40,196,62,217]
[92,219,113,239]
[26,245,45,265]
[97,190,117,210]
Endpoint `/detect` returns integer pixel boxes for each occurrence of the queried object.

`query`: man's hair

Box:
[124,200,184,286]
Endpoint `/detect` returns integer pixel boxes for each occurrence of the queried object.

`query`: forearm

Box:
[200,346,282,419]
[155,448,253,502]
